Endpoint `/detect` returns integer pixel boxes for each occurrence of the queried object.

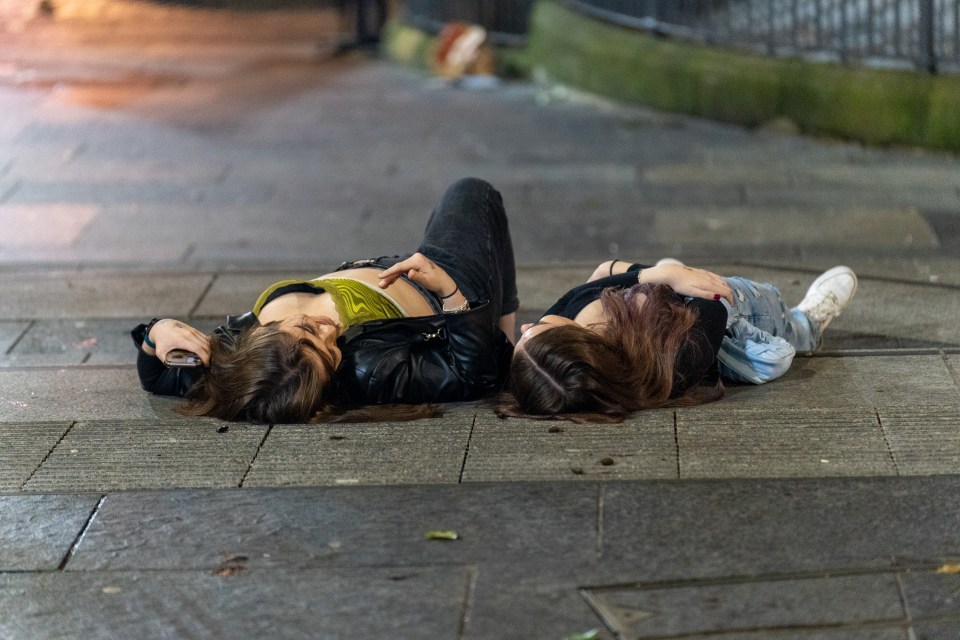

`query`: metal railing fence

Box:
[403,0,536,45]
[564,0,960,73]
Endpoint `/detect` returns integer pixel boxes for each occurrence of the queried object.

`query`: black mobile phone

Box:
[164,349,203,368]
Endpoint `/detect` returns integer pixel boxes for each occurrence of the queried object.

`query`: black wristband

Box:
[440,285,459,300]
[142,318,160,349]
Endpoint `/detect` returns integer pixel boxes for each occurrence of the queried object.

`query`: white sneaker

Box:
[795,266,858,339]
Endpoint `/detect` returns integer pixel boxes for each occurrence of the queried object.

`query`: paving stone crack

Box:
[238,423,272,487]
[56,493,105,571]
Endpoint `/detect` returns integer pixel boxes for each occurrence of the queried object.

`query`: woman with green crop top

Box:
[132,178,518,424]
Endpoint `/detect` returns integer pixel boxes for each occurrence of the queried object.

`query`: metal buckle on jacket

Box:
[420,328,447,342]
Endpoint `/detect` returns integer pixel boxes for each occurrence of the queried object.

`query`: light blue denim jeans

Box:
[717,277,817,384]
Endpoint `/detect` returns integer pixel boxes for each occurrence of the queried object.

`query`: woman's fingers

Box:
[152,320,211,365]
[379,253,430,288]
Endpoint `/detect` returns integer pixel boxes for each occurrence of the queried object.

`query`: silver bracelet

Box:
[443,299,470,314]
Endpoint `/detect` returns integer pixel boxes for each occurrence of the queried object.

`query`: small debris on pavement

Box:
[548,426,564,433]
[599,457,616,466]
[212,553,248,577]
[425,530,459,541]
[217,425,229,433]
[936,563,960,574]
[571,467,584,475]
[565,629,599,640]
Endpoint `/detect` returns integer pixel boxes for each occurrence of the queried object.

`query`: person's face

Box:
[276,315,342,383]
[516,315,581,350]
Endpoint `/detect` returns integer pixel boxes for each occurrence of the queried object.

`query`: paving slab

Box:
[0,493,99,570]
[24,420,265,491]
[243,409,475,487]
[879,405,960,475]
[463,409,678,482]
[0,566,469,640]
[716,355,959,409]
[4,156,229,185]
[655,206,939,250]
[583,572,905,638]
[0,421,70,490]
[67,484,599,571]
[600,477,960,576]
[0,271,212,319]
[0,366,161,422]
[676,407,896,479]
[3,318,140,362]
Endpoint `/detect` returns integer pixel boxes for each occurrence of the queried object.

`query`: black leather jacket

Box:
[132,301,513,405]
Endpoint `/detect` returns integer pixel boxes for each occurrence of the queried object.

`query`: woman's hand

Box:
[379,252,458,298]
[641,263,734,303]
[146,319,212,366]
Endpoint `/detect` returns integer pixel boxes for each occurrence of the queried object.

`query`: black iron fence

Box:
[403,0,959,73]
[402,0,536,45]
[563,0,960,73]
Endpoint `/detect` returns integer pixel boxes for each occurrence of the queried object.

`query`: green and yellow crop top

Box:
[252,277,405,329]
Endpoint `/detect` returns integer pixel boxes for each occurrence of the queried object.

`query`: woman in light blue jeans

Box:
[500,259,858,423]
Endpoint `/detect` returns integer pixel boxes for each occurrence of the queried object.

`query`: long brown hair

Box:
[497,284,723,423]
[177,324,442,424]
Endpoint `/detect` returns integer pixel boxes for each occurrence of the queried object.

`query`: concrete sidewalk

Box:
[1,2,959,637]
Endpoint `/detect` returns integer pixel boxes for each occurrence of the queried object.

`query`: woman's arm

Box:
[638,263,733,303]
[587,260,632,282]
[378,252,469,312]
[132,318,210,397]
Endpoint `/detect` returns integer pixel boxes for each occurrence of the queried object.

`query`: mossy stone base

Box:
[526,0,960,152]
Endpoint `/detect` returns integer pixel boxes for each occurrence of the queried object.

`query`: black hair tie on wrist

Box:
[609,259,619,276]
[441,286,459,300]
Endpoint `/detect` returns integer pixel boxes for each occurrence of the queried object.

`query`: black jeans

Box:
[416,177,519,319]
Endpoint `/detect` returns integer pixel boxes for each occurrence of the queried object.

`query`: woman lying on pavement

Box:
[497,258,857,423]
[132,178,518,424]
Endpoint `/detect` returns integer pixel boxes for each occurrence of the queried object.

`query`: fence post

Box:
[919,0,937,73]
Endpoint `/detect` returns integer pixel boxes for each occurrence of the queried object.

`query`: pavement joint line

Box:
[672,411,680,479]
[187,272,219,317]
[21,421,75,491]
[56,493,105,572]
[457,412,477,484]
[3,319,33,356]
[894,572,916,639]
[577,561,958,592]
[455,564,478,640]
[811,347,960,357]
[941,349,960,391]
[179,243,198,264]
[238,423,273,488]
[875,409,902,476]
[724,261,960,290]
[595,482,604,560]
